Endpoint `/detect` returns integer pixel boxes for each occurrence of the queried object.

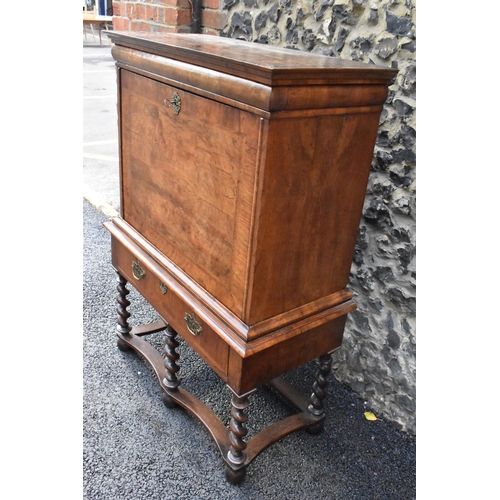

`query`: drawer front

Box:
[111,236,229,379]
[119,69,263,319]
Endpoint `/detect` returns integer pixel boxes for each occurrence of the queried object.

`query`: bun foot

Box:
[162,392,179,409]
[306,420,324,435]
[117,337,132,352]
[225,464,246,485]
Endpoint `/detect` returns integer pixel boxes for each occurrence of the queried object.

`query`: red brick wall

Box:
[111,0,227,35]
[200,0,227,35]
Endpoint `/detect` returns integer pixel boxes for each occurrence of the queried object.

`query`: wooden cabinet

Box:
[105,31,396,483]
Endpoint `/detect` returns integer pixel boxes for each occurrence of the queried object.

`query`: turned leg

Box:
[307,353,333,434]
[162,325,180,408]
[116,272,132,351]
[225,387,255,484]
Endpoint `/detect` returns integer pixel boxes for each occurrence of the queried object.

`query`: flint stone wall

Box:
[218,0,416,434]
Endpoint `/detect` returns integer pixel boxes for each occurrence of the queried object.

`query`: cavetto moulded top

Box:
[107,31,397,86]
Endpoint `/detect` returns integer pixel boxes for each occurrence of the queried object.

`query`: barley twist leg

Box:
[307,353,333,434]
[162,325,180,408]
[225,388,254,484]
[116,273,132,351]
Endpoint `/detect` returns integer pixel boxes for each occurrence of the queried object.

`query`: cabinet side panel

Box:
[120,70,260,316]
[228,316,346,394]
[247,111,381,324]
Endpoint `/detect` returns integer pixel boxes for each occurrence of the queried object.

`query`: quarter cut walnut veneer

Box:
[104,31,396,483]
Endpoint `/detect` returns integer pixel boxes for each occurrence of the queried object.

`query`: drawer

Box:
[111,235,229,379]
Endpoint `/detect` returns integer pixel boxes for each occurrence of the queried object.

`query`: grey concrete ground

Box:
[83,28,120,217]
[83,28,415,499]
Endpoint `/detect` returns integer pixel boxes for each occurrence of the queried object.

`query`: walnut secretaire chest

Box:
[104,31,396,483]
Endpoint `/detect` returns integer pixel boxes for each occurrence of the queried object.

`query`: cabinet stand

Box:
[115,273,333,484]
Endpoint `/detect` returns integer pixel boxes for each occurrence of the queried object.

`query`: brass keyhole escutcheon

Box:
[159,281,168,294]
[132,260,145,280]
[170,92,181,114]
[164,92,181,115]
[184,312,202,336]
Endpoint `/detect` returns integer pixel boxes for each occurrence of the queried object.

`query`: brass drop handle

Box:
[131,260,145,280]
[184,312,202,336]
[164,92,181,115]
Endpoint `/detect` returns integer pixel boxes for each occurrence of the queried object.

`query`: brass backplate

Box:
[184,312,202,336]
[132,260,145,280]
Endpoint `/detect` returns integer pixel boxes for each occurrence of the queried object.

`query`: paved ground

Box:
[83,28,120,216]
[83,28,415,499]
